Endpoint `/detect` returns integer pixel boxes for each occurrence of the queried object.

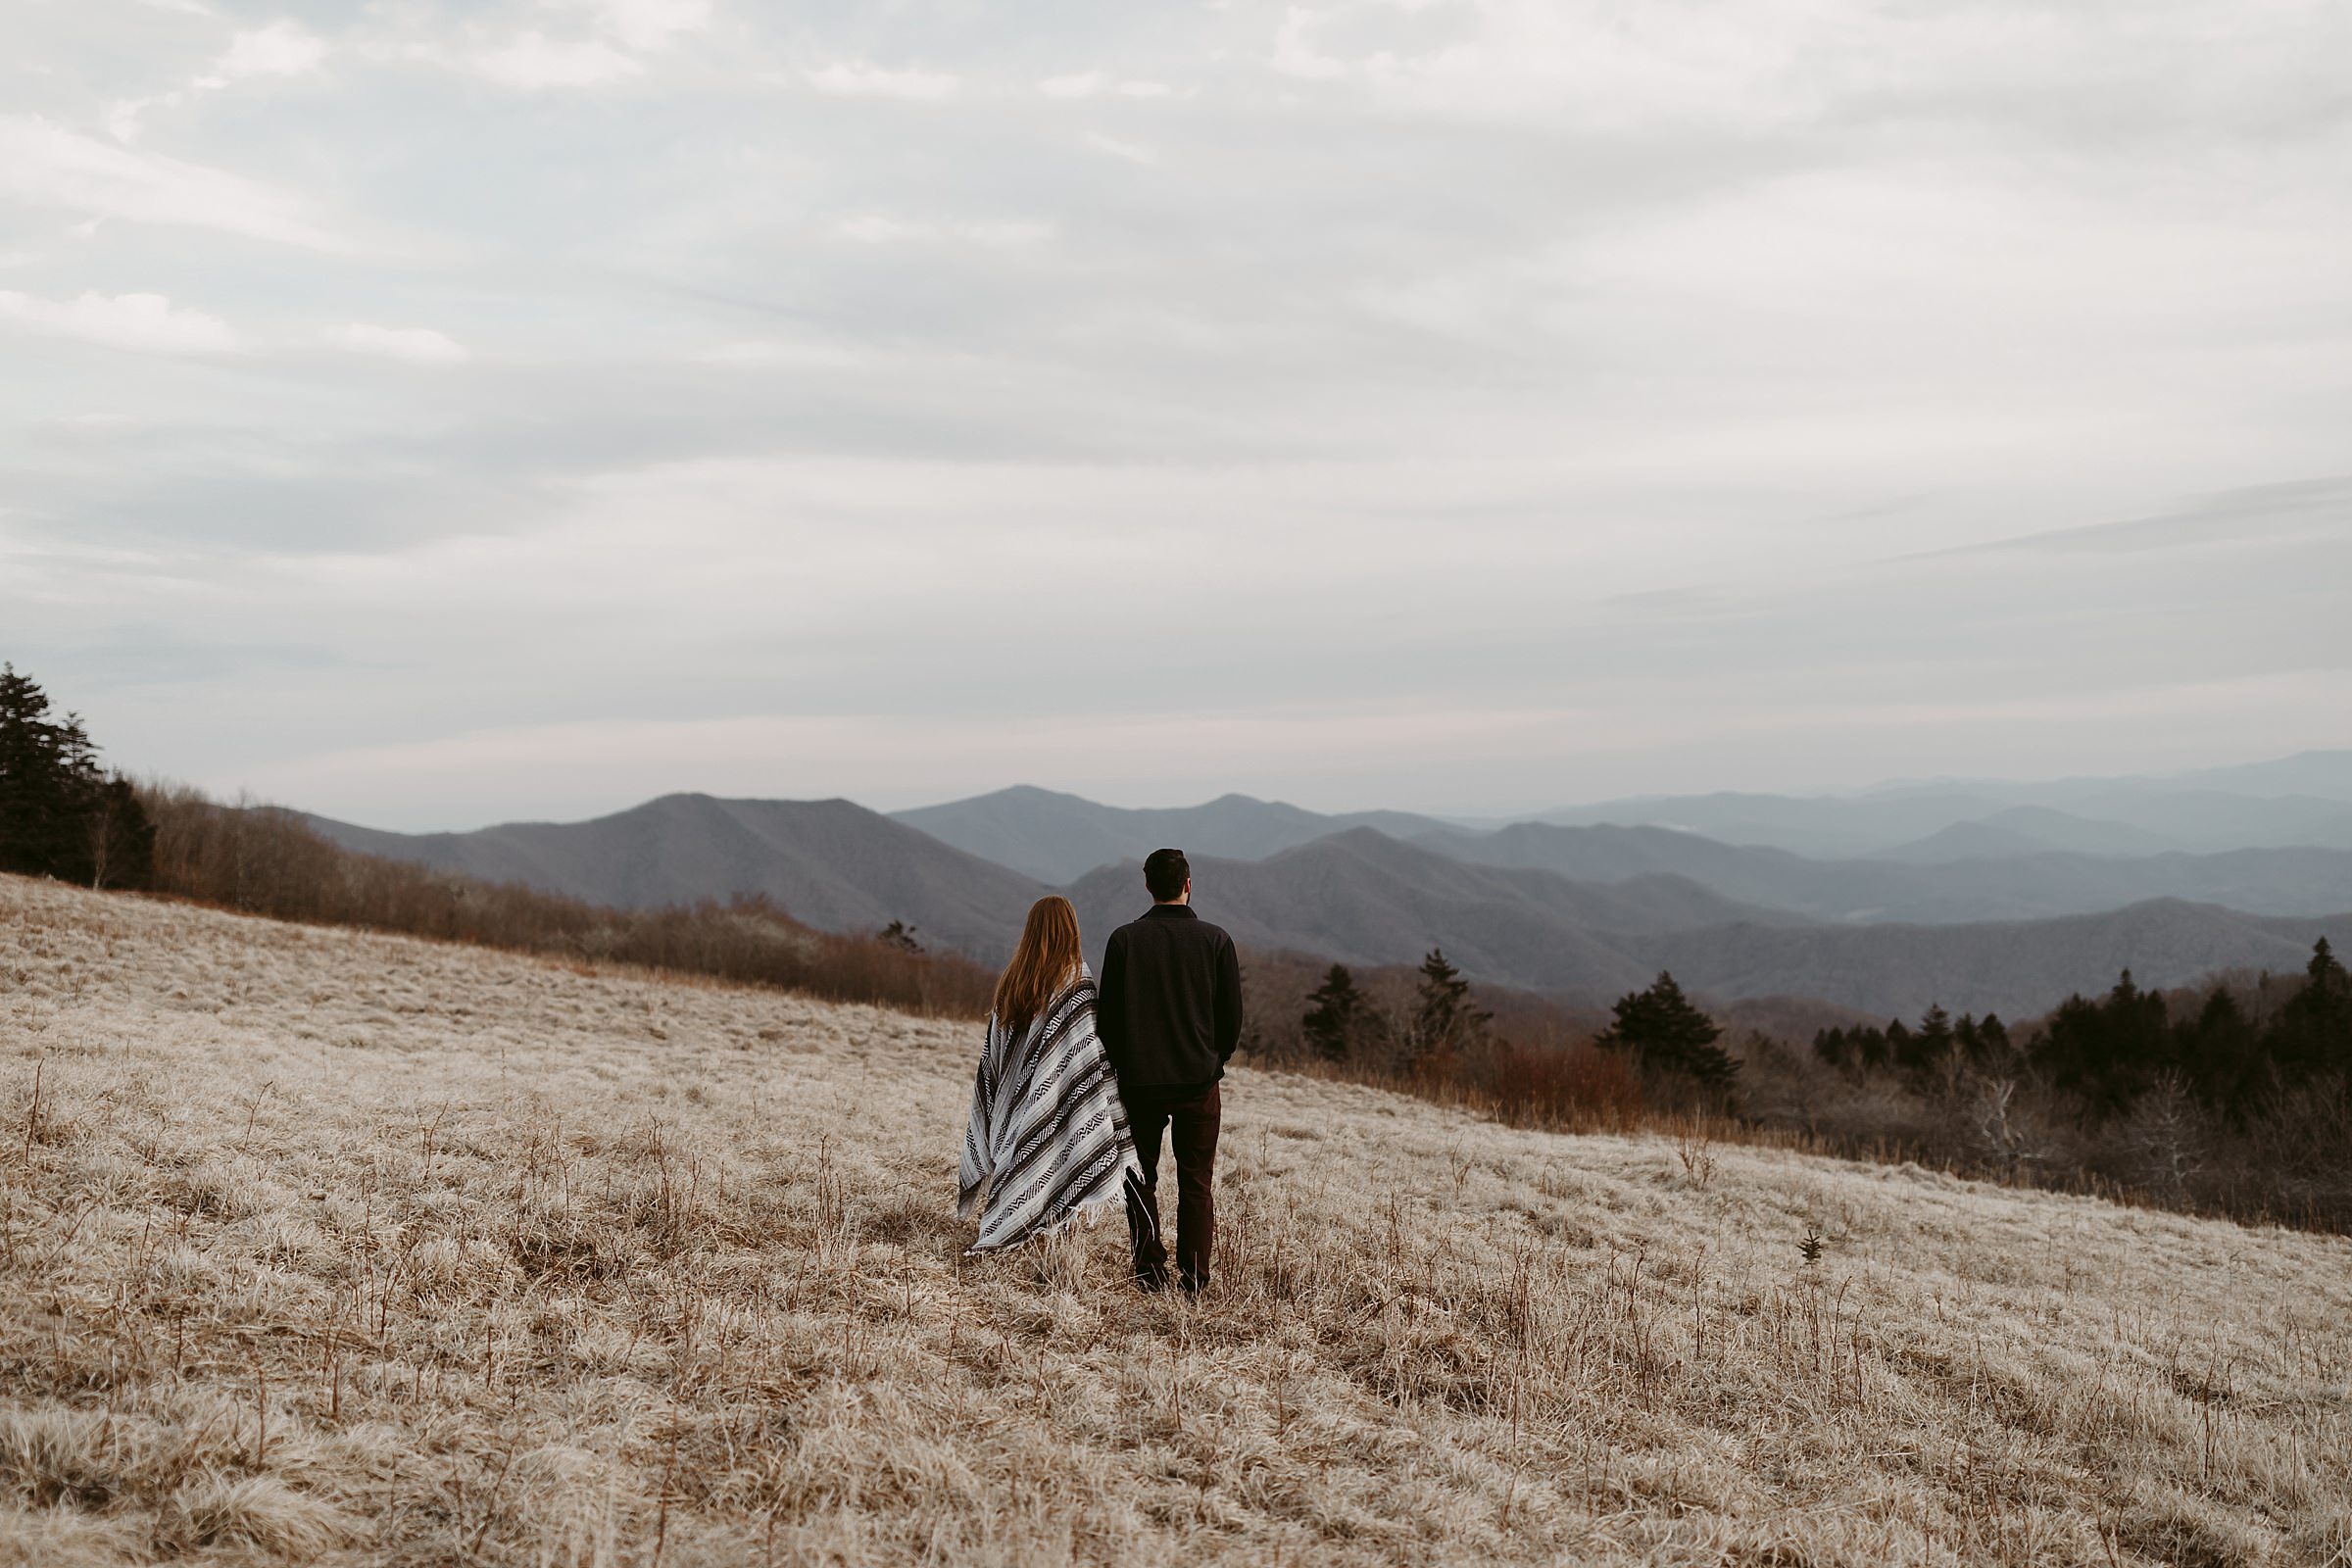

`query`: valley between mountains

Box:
[304,760,2352,1020]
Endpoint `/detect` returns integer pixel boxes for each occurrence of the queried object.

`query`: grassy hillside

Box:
[3,875,2347,1566]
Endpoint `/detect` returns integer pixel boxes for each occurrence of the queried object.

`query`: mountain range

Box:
[312,794,1045,963]
[1059,835,2351,1018]
[1513,756,2352,858]
[1414,821,2352,923]
[303,751,2352,1021]
[891,785,1454,885]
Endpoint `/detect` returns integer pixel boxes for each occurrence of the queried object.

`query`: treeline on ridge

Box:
[1813,949,2350,1121]
[1246,943,2352,1229]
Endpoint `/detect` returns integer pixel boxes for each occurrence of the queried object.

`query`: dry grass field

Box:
[3,874,2348,1567]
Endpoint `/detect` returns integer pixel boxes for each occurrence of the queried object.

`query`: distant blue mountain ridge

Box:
[299,752,2352,1020]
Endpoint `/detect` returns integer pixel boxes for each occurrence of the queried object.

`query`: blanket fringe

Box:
[960,1156,1138,1257]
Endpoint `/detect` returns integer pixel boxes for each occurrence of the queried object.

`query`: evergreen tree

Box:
[1953,1012,1982,1058]
[1404,949,1491,1066]
[0,664,148,887]
[1902,1004,1954,1074]
[2109,969,2175,1090]
[2268,938,2352,1076]
[2036,992,2106,1101]
[1,663,78,876]
[1596,971,1738,1094]
[1301,963,1372,1063]
[2179,989,2262,1114]
[84,773,156,891]
[2033,969,2173,1116]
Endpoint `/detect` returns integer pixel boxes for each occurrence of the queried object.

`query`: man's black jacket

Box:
[1097,904,1243,1092]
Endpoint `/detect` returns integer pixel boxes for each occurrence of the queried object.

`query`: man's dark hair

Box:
[1144,848,1190,903]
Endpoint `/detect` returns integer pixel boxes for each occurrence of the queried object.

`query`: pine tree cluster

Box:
[1298,948,1494,1068]
[1814,1006,2013,1080]
[1812,942,2351,1122]
[1595,971,1740,1096]
[0,664,154,889]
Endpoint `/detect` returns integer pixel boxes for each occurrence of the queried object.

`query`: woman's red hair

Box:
[994,896,1083,1037]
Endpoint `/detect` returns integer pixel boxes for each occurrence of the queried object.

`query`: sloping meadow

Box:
[2,875,2346,1566]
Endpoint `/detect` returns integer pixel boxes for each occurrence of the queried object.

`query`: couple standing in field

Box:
[957,849,1243,1293]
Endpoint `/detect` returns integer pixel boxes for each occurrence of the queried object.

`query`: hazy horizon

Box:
[6,1,2348,830]
[284,744,2352,838]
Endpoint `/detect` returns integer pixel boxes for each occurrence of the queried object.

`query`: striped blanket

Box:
[957,970,1141,1253]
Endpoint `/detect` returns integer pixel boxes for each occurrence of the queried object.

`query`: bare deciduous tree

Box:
[1976,1077,2052,1182]
[2128,1072,2206,1201]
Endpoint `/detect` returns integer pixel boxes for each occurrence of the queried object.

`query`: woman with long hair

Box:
[957,896,1143,1252]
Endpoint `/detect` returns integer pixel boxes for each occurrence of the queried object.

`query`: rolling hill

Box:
[306,793,1044,962]
[1421,820,2352,923]
[1063,833,2352,1017]
[894,779,2352,917]
[1063,828,1793,999]
[1920,746,2352,805]
[1411,821,1834,905]
[1533,752,2352,858]
[890,785,1455,883]
[5,873,2345,1566]
[2046,788,2352,852]
[1648,900,2352,1020]
[1869,805,2175,861]
[1517,789,2038,858]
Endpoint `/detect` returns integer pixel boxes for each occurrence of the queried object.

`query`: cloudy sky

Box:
[4,0,2348,829]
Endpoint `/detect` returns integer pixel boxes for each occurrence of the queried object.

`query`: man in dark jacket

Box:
[1097,848,1243,1292]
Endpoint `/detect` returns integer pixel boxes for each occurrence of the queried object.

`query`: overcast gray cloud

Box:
[2,0,2347,828]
